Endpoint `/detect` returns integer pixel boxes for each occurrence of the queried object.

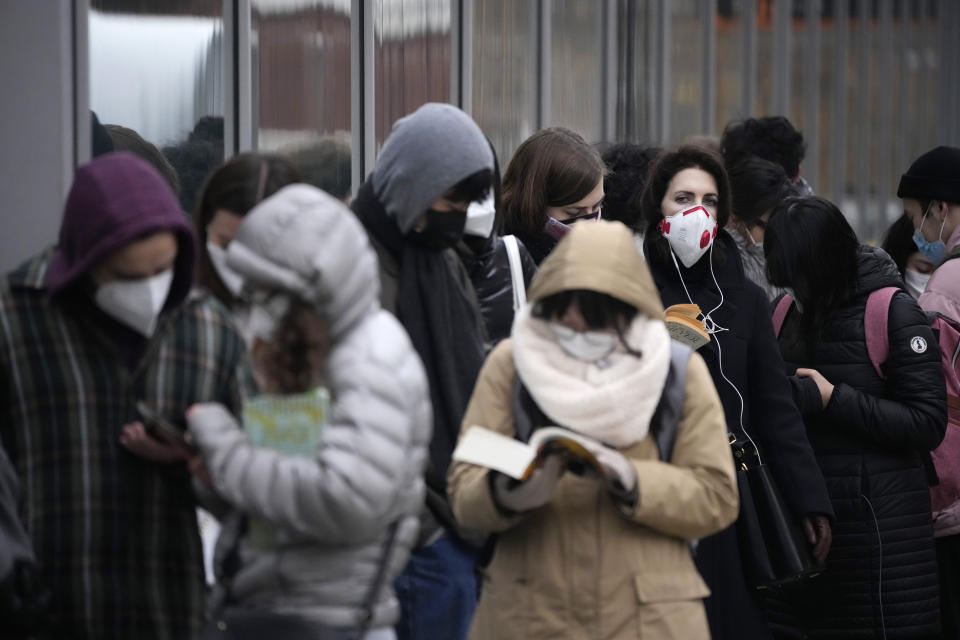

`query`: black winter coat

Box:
[456,233,537,347]
[645,231,834,640]
[767,245,946,639]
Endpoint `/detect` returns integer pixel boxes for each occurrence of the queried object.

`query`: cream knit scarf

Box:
[511,306,672,448]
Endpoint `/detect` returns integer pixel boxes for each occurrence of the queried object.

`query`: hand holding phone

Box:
[135,402,192,449]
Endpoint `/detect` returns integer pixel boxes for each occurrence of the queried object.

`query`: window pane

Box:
[373,0,452,151]
[89,0,225,212]
[548,0,603,142]
[716,0,743,133]
[669,0,703,143]
[472,0,537,163]
[251,1,352,199]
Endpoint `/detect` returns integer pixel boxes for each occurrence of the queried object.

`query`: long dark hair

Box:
[601,142,661,231]
[764,196,859,341]
[194,153,300,305]
[640,143,732,266]
[502,127,606,238]
[728,156,794,227]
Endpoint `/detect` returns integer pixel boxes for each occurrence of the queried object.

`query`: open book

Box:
[665,303,710,350]
[452,425,601,480]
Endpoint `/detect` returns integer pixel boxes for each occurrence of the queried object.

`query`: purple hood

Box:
[46,152,195,307]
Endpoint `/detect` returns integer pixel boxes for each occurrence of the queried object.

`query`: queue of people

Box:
[0,107,956,640]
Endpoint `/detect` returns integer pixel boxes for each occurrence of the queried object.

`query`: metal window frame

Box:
[742,0,758,116]
[830,0,848,204]
[536,0,552,129]
[649,0,670,143]
[772,0,790,115]
[701,0,717,134]
[803,0,822,190]
[73,0,91,168]
[602,0,618,141]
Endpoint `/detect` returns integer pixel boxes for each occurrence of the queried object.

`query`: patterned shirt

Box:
[0,249,253,639]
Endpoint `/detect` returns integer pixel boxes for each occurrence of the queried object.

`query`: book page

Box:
[530,426,602,469]
[452,426,537,480]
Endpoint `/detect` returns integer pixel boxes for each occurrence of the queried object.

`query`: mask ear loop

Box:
[669,237,763,464]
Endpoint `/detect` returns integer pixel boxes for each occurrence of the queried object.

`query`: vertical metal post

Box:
[236,0,252,151]
[649,0,670,143]
[457,0,474,115]
[937,0,960,145]
[855,0,871,240]
[223,0,236,157]
[537,0,552,128]
[773,0,790,115]
[741,0,757,116]
[877,0,893,227]
[896,1,910,174]
[602,0,618,141]
[803,0,821,191]
[73,0,90,167]
[830,0,847,207]
[351,0,364,193]
[701,0,717,134]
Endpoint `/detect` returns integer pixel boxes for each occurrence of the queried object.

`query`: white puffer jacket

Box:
[187,184,432,629]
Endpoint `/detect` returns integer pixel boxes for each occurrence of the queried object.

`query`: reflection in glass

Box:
[251,0,352,199]
[89,0,224,214]
[755,0,774,116]
[373,0,452,150]
[472,0,537,164]
[716,0,744,132]
[549,1,603,142]
[669,0,703,143]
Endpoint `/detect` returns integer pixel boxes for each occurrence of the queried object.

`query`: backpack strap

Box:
[502,235,527,312]
[772,294,794,337]
[863,286,899,380]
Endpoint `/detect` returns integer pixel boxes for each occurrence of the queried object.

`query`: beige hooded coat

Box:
[447,221,738,640]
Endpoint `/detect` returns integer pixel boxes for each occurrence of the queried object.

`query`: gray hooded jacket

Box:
[187,184,432,629]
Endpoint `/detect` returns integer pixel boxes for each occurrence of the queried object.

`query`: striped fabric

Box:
[0,249,253,639]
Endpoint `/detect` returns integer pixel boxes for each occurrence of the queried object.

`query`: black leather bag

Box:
[733,443,822,590]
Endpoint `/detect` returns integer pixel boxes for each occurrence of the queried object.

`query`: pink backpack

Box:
[772,288,960,520]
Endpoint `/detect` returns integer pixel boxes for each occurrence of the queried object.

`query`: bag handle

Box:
[502,235,526,312]
[771,295,794,337]
[863,286,898,380]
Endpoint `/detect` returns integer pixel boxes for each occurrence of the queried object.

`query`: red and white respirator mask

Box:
[658,205,718,268]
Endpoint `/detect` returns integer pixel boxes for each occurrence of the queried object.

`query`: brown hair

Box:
[501,127,606,237]
[252,298,331,394]
[194,153,300,306]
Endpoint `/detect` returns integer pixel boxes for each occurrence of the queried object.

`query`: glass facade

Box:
[84,0,958,240]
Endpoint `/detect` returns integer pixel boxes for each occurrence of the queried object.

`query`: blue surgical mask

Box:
[912,203,948,265]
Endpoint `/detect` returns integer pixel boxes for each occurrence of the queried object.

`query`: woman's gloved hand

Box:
[491,454,565,515]
[578,439,639,509]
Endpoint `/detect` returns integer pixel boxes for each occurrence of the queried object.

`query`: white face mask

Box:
[463,192,496,238]
[95,269,174,337]
[548,322,618,363]
[659,204,718,268]
[904,268,931,299]
[206,240,246,297]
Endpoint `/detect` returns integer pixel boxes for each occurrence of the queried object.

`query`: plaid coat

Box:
[0,249,252,639]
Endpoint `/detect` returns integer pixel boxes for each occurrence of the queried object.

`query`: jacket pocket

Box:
[633,570,710,603]
[633,571,711,639]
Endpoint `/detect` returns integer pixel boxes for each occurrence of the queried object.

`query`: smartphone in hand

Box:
[135,401,190,447]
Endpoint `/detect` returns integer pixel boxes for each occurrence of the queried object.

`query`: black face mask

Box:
[409,208,467,250]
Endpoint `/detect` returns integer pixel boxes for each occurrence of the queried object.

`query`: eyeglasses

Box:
[564,206,603,225]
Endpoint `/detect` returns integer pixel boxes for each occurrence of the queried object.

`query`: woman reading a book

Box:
[447,220,739,639]
[183,184,433,639]
[638,143,834,640]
